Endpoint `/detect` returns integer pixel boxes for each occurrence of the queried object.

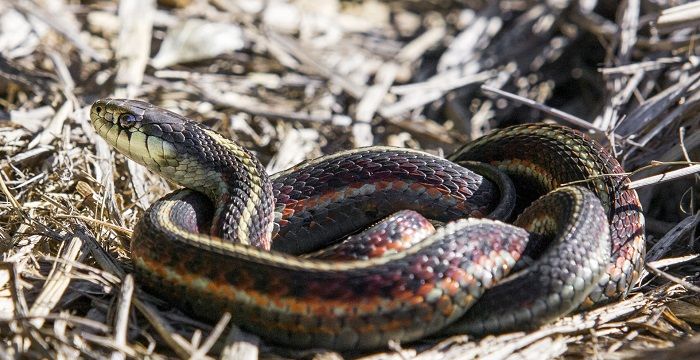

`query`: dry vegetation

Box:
[1,0,699,359]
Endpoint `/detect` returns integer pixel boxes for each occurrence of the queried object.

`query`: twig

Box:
[645,263,700,294]
[8,0,106,62]
[28,231,88,329]
[627,164,700,189]
[480,85,606,134]
[54,214,133,237]
[655,2,700,33]
[191,313,232,359]
[110,274,135,360]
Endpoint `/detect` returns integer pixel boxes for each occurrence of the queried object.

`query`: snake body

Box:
[444,124,646,335]
[90,99,644,350]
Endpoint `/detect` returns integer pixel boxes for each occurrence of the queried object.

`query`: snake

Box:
[89,98,645,350]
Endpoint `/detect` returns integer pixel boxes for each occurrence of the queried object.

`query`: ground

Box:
[0,0,699,359]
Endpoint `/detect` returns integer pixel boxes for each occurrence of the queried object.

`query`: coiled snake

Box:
[90,98,645,350]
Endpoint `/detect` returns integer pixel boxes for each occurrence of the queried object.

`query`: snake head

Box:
[91,98,275,249]
[89,98,269,205]
[90,98,187,173]
[90,98,221,194]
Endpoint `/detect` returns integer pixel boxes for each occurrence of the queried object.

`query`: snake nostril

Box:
[94,106,102,113]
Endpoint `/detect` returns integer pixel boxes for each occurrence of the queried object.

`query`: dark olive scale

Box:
[141,123,163,137]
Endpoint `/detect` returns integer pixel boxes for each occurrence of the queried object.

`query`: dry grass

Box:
[1,0,699,358]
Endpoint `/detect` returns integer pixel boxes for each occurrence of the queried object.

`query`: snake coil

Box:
[90,99,645,350]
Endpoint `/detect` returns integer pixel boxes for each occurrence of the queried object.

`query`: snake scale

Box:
[90,98,645,350]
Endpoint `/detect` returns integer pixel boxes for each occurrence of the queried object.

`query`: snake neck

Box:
[182,128,275,250]
[143,125,275,249]
[90,99,276,249]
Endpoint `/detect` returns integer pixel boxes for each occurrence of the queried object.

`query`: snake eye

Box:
[118,113,137,127]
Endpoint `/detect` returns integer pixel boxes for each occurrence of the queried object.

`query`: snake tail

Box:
[443,186,610,335]
[449,124,645,306]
